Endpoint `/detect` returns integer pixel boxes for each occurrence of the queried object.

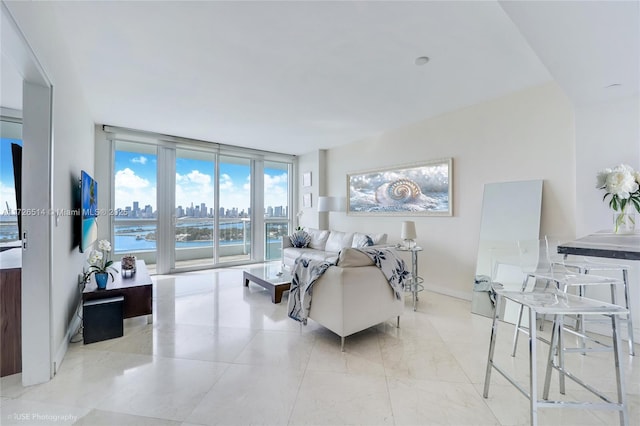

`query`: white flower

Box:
[597,164,640,214]
[604,165,639,199]
[88,250,103,265]
[98,239,111,252]
[596,168,612,188]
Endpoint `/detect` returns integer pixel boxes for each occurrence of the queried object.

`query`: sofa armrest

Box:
[282,235,293,249]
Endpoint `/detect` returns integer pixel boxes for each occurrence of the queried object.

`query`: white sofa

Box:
[305,247,404,350]
[281,228,388,268]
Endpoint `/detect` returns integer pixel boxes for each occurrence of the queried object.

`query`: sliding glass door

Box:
[218,156,251,264]
[174,148,215,269]
[264,161,290,260]
[110,132,293,274]
[113,141,158,270]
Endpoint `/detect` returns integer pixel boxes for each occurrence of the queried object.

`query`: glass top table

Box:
[243,263,292,303]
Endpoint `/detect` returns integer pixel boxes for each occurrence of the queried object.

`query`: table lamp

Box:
[401,220,417,249]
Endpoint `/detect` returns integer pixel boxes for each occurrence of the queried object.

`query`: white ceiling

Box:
[3,1,638,155]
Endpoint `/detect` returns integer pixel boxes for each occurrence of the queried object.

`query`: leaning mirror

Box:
[471,180,543,318]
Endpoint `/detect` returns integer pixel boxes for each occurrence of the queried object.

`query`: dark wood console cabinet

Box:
[1,267,21,377]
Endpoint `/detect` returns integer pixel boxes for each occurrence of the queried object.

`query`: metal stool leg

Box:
[512,304,524,357]
[611,313,629,426]
[528,307,539,426]
[558,315,566,395]
[483,294,502,398]
[622,269,635,356]
[543,314,560,400]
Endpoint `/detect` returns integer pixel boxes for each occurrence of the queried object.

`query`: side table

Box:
[397,246,424,311]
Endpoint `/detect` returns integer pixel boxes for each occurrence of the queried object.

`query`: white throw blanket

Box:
[356,247,409,301]
[287,248,408,324]
[287,257,333,325]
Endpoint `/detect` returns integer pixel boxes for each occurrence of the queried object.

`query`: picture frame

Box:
[347,158,453,216]
[302,193,312,208]
[302,172,312,188]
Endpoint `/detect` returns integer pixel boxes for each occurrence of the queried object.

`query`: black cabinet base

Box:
[83,296,124,344]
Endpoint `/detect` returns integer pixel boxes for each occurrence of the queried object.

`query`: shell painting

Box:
[375,179,423,205]
[348,160,451,215]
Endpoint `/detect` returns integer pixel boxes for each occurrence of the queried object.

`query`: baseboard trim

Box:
[424,284,472,301]
[54,302,82,376]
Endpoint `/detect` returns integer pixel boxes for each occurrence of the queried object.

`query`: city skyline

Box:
[115,199,289,219]
[115,150,289,217]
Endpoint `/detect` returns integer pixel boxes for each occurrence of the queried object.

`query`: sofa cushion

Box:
[284,247,338,264]
[325,231,355,253]
[306,228,330,250]
[352,232,374,248]
[372,233,388,245]
[337,248,375,267]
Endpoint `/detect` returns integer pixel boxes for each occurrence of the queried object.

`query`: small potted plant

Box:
[84,240,118,289]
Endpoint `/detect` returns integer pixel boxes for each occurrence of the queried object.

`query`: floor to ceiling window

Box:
[174,148,215,269]
[113,141,158,267]
[107,127,294,273]
[264,161,290,260]
[218,156,251,264]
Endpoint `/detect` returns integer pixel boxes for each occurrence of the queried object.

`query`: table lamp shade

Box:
[401,221,417,240]
[318,196,346,212]
[318,196,331,212]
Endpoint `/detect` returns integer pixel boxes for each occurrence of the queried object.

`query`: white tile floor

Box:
[1,265,638,425]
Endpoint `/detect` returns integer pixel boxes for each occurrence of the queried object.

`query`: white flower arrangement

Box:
[597,164,640,233]
[84,239,118,282]
[597,164,640,213]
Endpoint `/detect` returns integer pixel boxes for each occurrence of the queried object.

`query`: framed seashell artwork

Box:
[347,158,453,216]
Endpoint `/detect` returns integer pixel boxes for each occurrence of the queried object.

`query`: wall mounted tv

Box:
[80,170,98,253]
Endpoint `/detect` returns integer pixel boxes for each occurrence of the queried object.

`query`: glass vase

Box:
[613,212,636,234]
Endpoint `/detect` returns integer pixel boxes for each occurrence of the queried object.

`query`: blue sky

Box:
[114,151,288,213]
[0,138,23,213]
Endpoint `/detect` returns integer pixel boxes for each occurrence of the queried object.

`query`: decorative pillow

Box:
[289,231,311,248]
[306,228,330,250]
[325,231,355,253]
[352,232,375,248]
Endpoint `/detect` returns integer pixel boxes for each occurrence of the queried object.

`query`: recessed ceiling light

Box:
[415,56,430,66]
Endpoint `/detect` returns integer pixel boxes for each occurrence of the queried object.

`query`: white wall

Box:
[7,1,95,375]
[574,94,640,342]
[297,149,325,230]
[575,95,640,236]
[322,83,575,299]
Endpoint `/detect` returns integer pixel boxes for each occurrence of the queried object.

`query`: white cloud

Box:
[175,169,214,208]
[219,173,234,191]
[186,170,211,185]
[115,168,150,189]
[114,168,155,210]
[131,156,148,165]
[264,172,288,208]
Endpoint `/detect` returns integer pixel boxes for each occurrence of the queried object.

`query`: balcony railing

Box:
[113,217,289,266]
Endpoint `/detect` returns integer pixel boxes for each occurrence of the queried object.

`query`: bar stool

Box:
[483,288,629,426]
[555,255,634,356]
[511,239,622,356]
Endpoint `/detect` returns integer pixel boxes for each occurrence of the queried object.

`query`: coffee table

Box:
[243,264,291,303]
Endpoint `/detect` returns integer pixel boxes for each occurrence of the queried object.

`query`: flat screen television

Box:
[80,170,98,253]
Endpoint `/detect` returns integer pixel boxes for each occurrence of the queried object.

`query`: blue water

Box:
[114,222,280,253]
